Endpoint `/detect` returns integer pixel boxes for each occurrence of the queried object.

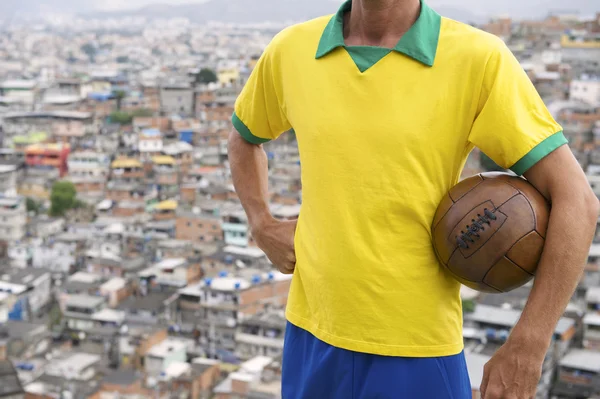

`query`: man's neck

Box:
[344,0,421,48]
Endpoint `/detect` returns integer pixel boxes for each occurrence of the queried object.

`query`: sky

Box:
[0,0,597,19]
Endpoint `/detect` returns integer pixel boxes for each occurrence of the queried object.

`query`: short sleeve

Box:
[468,39,566,176]
[232,39,291,144]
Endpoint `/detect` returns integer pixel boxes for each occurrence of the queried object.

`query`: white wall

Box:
[571,79,600,105]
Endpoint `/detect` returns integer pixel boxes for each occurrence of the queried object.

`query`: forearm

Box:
[228,131,273,229]
[511,195,598,351]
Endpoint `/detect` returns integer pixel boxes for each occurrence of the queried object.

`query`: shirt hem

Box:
[231,112,271,145]
[286,310,465,358]
[509,130,567,175]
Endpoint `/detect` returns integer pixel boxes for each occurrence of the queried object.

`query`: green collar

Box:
[315,0,441,67]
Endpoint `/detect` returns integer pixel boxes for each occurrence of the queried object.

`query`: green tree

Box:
[49,181,77,217]
[113,90,126,111]
[26,197,39,214]
[109,111,133,125]
[195,68,218,84]
[48,302,62,329]
[131,108,154,118]
[81,43,97,61]
[462,299,476,313]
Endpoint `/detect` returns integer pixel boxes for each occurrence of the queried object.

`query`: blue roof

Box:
[88,92,113,101]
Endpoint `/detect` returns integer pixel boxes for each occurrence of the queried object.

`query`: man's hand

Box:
[252,218,297,274]
[480,337,545,399]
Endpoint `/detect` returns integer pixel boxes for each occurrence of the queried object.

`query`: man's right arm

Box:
[228,131,297,274]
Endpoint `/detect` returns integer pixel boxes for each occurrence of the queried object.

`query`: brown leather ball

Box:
[432,172,550,293]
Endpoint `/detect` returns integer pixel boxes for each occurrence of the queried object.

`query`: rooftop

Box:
[4,111,92,120]
[117,292,171,312]
[156,258,187,270]
[583,312,600,326]
[0,360,24,397]
[111,158,142,169]
[65,294,105,309]
[100,277,126,292]
[466,304,574,336]
[92,308,125,324]
[154,200,178,211]
[101,369,140,386]
[560,349,600,373]
[1,80,36,89]
[152,155,176,165]
[147,338,188,358]
[49,353,101,376]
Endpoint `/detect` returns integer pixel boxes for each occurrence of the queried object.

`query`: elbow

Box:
[580,187,600,226]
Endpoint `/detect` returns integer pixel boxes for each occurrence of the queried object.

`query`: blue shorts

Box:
[282,322,471,399]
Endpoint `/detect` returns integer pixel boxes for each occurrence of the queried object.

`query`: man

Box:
[228,0,599,398]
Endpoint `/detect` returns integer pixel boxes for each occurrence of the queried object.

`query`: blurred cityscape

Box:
[0,4,598,399]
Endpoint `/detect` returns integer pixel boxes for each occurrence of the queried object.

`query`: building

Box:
[139,128,163,160]
[2,111,93,143]
[163,141,194,174]
[222,209,251,247]
[145,338,189,376]
[99,277,131,308]
[0,360,25,399]
[67,151,110,179]
[177,270,292,359]
[236,311,286,360]
[561,32,600,72]
[583,312,600,349]
[63,294,107,332]
[31,241,77,272]
[481,17,512,40]
[0,267,52,321]
[28,216,65,239]
[118,326,168,370]
[153,155,179,198]
[0,165,18,197]
[213,356,276,399]
[176,209,223,244]
[0,197,27,242]
[139,258,202,289]
[160,81,195,117]
[570,75,600,105]
[110,158,144,182]
[0,321,49,361]
[24,143,70,177]
[464,304,576,398]
[553,349,600,398]
[0,80,37,108]
[153,200,178,221]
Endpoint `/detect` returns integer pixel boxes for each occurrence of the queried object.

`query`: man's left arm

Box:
[480,145,599,399]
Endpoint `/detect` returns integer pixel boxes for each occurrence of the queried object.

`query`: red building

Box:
[25,143,71,177]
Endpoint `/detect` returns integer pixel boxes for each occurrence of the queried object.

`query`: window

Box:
[200,236,205,241]
[198,223,204,228]
[187,222,191,227]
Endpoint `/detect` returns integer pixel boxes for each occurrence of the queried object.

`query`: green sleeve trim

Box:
[231,112,271,145]
[510,131,568,175]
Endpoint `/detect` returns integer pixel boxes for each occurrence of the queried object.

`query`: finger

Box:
[287,252,296,264]
[483,387,502,399]
[278,262,295,274]
[480,365,490,398]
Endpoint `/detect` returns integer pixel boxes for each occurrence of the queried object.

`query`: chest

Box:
[282,50,475,160]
